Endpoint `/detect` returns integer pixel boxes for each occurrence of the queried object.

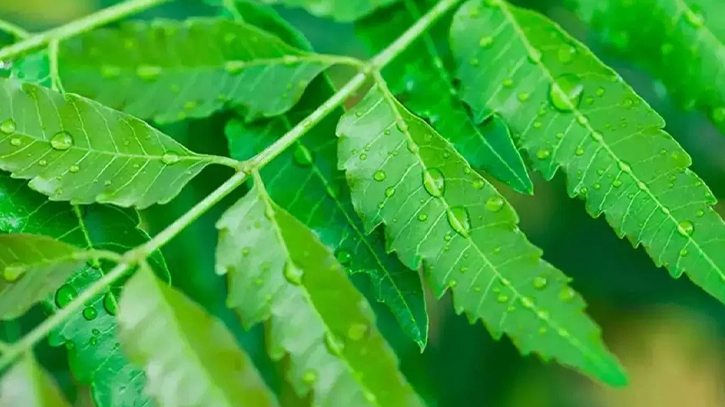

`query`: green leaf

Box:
[10,52,51,87]
[356,0,533,194]
[117,264,279,407]
[0,78,225,209]
[0,173,165,407]
[257,0,399,22]
[0,234,83,320]
[0,355,72,407]
[568,0,725,132]
[450,0,725,307]
[58,18,341,123]
[224,1,428,347]
[337,83,626,385]
[215,174,425,407]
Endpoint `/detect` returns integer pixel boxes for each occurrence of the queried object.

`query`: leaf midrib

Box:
[498,1,725,281]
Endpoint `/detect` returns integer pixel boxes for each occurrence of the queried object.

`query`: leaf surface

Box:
[568,0,725,133]
[256,0,398,21]
[224,1,428,347]
[337,83,626,385]
[118,265,278,407]
[0,234,83,320]
[0,78,221,209]
[450,0,725,306]
[0,355,72,407]
[216,174,425,407]
[356,0,533,193]
[59,18,337,123]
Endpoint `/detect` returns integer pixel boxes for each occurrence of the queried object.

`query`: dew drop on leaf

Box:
[136,65,162,81]
[302,370,317,384]
[422,168,445,197]
[50,131,73,151]
[479,35,494,48]
[677,220,694,236]
[559,287,576,302]
[0,118,15,134]
[496,293,509,303]
[292,144,314,166]
[536,148,550,159]
[10,137,21,146]
[549,74,584,112]
[89,337,98,346]
[521,297,534,309]
[373,170,387,182]
[447,206,471,237]
[385,186,395,197]
[82,307,97,321]
[557,45,576,64]
[517,92,530,102]
[417,213,428,222]
[55,284,77,308]
[533,276,548,289]
[335,248,352,265]
[283,262,303,286]
[161,153,180,165]
[347,323,369,341]
[485,196,505,212]
[69,164,80,173]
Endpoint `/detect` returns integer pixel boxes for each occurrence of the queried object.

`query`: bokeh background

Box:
[3,0,725,406]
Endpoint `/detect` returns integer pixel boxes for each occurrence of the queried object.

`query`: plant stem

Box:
[0,19,30,39]
[0,0,172,61]
[0,0,462,369]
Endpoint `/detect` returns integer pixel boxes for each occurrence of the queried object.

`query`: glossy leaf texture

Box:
[0,173,166,407]
[223,0,427,347]
[0,234,83,320]
[450,0,725,307]
[216,175,425,407]
[0,355,72,407]
[567,0,725,133]
[253,0,399,22]
[356,0,533,194]
[58,18,339,123]
[337,83,626,385]
[0,78,225,209]
[118,265,279,407]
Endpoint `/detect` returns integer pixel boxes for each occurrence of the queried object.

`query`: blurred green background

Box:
[4,0,725,406]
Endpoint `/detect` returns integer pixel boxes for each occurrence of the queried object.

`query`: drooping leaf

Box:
[224,1,428,347]
[0,234,83,320]
[450,0,725,307]
[0,77,227,209]
[0,173,166,407]
[215,174,425,407]
[0,355,72,407]
[256,0,398,22]
[117,264,279,407]
[567,0,725,133]
[58,18,342,123]
[337,83,626,385]
[356,0,533,194]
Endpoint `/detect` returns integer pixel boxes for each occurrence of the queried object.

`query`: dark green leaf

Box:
[118,265,279,407]
[0,355,72,407]
[216,175,425,407]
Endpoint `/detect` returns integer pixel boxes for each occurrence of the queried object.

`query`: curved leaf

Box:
[59,18,339,123]
[257,0,398,22]
[0,78,226,209]
[0,234,83,320]
[118,265,278,407]
[568,0,725,133]
[216,174,425,407]
[337,83,626,385]
[0,173,166,407]
[450,0,725,306]
[356,0,533,193]
[0,355,72,407]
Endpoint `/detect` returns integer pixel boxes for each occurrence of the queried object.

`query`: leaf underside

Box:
[0,78,214,209]
[216,178,425,407]
[337,83,626,385]
[59,18,332,124]
[0,355,72,407]
[450,0,725,305]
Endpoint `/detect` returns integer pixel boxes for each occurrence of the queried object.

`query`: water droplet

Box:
[503,78,514,87]
[518,92,530,102]
[417,213,428,222]
[364,391,377,403]
[103,293,118,315]
[447,206,471,238]
[677,220,694,236]
[55,284,77,308]
[373,170,386,182]
[3,264,24,282]
[0,118,16,134]
[559,287,575,302]
[557,45,576,64]
[527,49,542,63]
[536,148,550,160]
[479,36,494,48]
[574,147,585,156]
[302,370,317,384]
[68,164,80,174]
[50,131,73,151]
[696,209,705,217]
[10,137,21,146]
[324,331,344,356]
[521,297,534,309]
[82,307,97,321]
[549,74,584,112]
[91,328,100,336]
[485,196,505,212]
[136,65,162,81]
[89,337,98,346]
[283,262,303,285]
[292,144,314,166]
[533,276,548,289]
[39,159,48,167]
[385,186,395,198]
[347,323,368,341]
[473,179,485,189]
[595,87,605,97]
[496,293,509,303]
[334,248,352,266]
[577,115,589,125]
[423,168,445,197]
[679,248,688,257]
[100,65,121,79]
[159,152,180,165]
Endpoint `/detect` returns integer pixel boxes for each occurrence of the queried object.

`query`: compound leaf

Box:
[0,355,72,407]
[0,78,224,209]
[216,174,425,407]
[118,265,278,407]
[450,0,725,307]
[0,233,83,320]
[59,18,340,123]
[337,83,626,385]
